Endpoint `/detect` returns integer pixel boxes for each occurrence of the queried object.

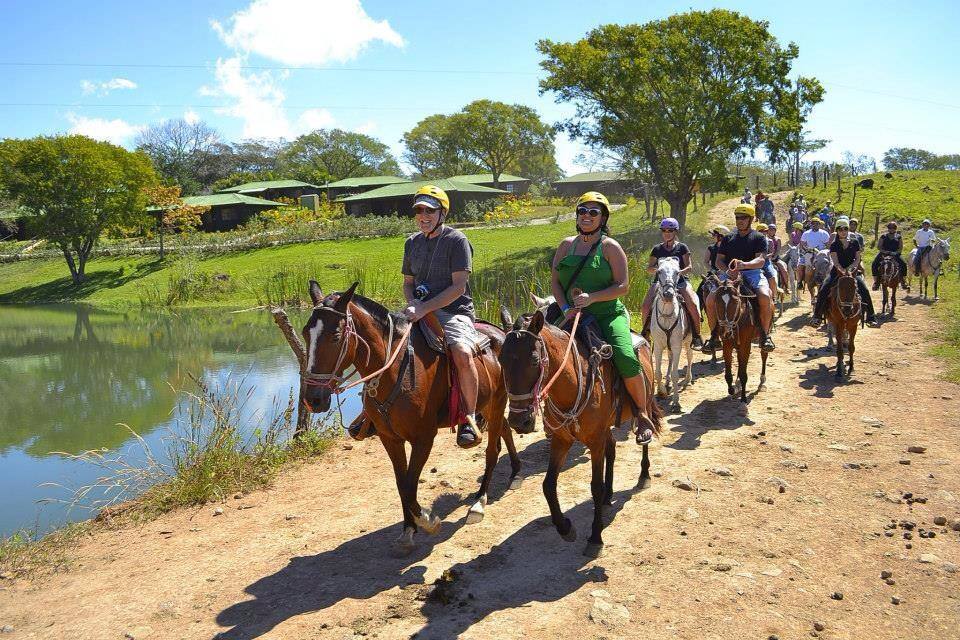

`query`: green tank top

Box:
[555,236,625,317]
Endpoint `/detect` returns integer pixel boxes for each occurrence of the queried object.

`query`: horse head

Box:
[813,250,832,283]
[498,309,547,434]
[655,257,680,304]
[300,280,360,412]
[715,277,744,340]
[835,274,861,318]
[934,237,951,263]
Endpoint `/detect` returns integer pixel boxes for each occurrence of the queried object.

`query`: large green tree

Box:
[401,114,483,179]
[538,10,824,227]
[0,135,156,283]
[135,118,225,194]
[447,100,556,188]
[280,128,401,183]
[882,147,939,171]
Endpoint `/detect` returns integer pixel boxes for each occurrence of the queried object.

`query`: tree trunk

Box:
[668,196,688,229]
[794,150,801,187]
[644,187,651,219]
[159,225,165,260]
[812,164,818,188]
[62,247,84,284]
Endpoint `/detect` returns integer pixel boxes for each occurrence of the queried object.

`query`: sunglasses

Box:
[661,228,676,233]
[413,206,440,215]
[734,215,751,221]
[576,206,603,217]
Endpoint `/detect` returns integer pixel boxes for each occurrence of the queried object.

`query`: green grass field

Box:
[0,193,723,309]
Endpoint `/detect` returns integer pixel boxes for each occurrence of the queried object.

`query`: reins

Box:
[539,310,581,397]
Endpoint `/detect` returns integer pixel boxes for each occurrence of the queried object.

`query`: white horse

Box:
[650,258,694,412]
[784,244,800,304]
[907,237,951,300]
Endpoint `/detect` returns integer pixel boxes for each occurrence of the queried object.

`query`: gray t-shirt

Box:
[402,226,475,318]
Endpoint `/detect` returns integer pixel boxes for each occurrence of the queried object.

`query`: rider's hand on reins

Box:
[572,292,592,309]
[403,302,425,322]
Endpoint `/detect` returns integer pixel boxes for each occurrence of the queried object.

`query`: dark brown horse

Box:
[714,277,769,403]
[878,254,904,317]
[498,307,661,558]
[825,274,861,379]
[300,281,521,553]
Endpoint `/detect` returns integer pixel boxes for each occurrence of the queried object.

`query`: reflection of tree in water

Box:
[0,305,285,456]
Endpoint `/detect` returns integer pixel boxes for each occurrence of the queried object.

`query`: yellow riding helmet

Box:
[413,184,450,211]
[576,191,611,213]
[793,222,803,230]
[734,203,755,218]
[756,223,768,232]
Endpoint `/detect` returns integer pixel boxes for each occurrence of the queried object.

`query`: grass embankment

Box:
[0,195,722,310]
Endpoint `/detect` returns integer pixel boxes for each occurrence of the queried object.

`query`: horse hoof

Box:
[414,510,442,535]
[465,504,485,525]
[509,475,524,491]
[559,519,577,542]
[583,542,604,559]
[637,475,651,490]
[391,528,416,556]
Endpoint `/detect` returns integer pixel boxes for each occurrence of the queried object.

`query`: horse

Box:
[714,276,769,403]
[299,281,521,554]
[907,238,951,300]
[498,307,661,558]
[806,249,832,306]
[697,274,720,368]
[825,274,862,379]
[650,257,693,411]
[879,254,905,317]
[784,245,801,304]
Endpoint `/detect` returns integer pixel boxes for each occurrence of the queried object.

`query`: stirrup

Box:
[456,418,482,449]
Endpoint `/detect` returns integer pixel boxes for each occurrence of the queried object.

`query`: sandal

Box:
[456,416,482,449]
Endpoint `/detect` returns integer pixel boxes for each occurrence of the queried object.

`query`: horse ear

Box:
[500,306,514,329]
[528,310,545,335]
[529,291,550,308]
[308,280,324,306]
[334,281,359,312]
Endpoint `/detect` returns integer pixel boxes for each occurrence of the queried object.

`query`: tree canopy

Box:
[538,9,823,227]
[401,114,483,179]
[0,135,156,283]
[279,128,401,184]
[882,147,960,171]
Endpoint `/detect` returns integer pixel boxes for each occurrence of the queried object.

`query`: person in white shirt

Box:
[913,219,937,276]
[798,218,830,284]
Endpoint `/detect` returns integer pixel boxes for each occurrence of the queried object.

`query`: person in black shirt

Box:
[702,203,777,353]
[641,217,703,347]
[871,221,908,290]
[811,219,878,326]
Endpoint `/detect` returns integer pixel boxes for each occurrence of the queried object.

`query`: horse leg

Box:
[543,436,575,542]
[758,347,768,392]
[669,345,681,411]
[934,271,940,301]
[738,341,749,404]
[467,413,502,524]
[501,426,524,490]
[891,285,897,317]
[584,440,607,558]
[638,443,652,490]
[835,323,845,379]
[848,325,856,375]
[603,428,615,505]
[684,337,694,387]
[882,285,888,316]
[723,340,735,397]
[654,342,666,397]
[405,438,441,535]
[380,435,417,553]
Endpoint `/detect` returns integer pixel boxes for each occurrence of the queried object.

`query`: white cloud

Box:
[80,77,138,96]
[183,109,200,125]
[66,113,144,145]
[201,56,294,139]
[298,108,335,132]
[211,0,404,66]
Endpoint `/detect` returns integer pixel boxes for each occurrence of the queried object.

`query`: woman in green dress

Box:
[550,191,649,415]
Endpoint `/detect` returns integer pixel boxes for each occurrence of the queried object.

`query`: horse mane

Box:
[349,293,409,337]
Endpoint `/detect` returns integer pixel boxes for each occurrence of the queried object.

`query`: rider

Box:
[811,217,878,327]
[702,203,776,353]
[641,217,703,348]
[766,222,788,286]
[817,205,834,229]
[402,185,484,449]
[872,221,909,290]
[704,225,729,271]
[848,218,865,247]
[550,191,653,438]
[789,221,804,248]
[756,222,778,293]
[913,219,937,276]
[758,192,776,224]
[742,187,752,204]
[798,217,830,286]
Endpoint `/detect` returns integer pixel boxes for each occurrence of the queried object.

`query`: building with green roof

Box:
[324,176,410,200]
[338,179,508,217]
[447,173,530,194]
[148,193,283,232]
[217,179,322,202]
[552,171,640,197]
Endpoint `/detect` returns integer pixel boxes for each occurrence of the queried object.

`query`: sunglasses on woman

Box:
[576,206,603,217]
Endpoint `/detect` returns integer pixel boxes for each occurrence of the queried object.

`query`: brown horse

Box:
[714,277,769,403]
[300,281,521,554]
[825,275,861,379]
[878,254,904,317]
[498,307,661,558]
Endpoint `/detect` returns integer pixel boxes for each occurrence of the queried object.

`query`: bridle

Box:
[835,275,862,320]
[716,280,746,340]
[654,267,683,341]
[504,328,549,416]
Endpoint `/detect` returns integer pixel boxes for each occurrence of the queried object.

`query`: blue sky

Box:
[2,0,958,174]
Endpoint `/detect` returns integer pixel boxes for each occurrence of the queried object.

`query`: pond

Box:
[0,304,362,538]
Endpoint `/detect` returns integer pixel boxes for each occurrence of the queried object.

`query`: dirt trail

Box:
[2,194,959,640]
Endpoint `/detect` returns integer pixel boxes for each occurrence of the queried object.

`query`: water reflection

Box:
[0,304,360,537]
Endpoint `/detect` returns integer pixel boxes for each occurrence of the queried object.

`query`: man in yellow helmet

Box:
[702,203,776,353]
[401,185,484,448]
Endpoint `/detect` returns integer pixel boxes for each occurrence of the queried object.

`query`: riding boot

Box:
[810,287,829,326]
[685,301,703,348]
[623,375,654,445]
[701,326,719,354]
[760,329,776,353]
[456,414,482,449]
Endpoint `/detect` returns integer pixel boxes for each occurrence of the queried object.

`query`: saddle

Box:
[416,315,493,355]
